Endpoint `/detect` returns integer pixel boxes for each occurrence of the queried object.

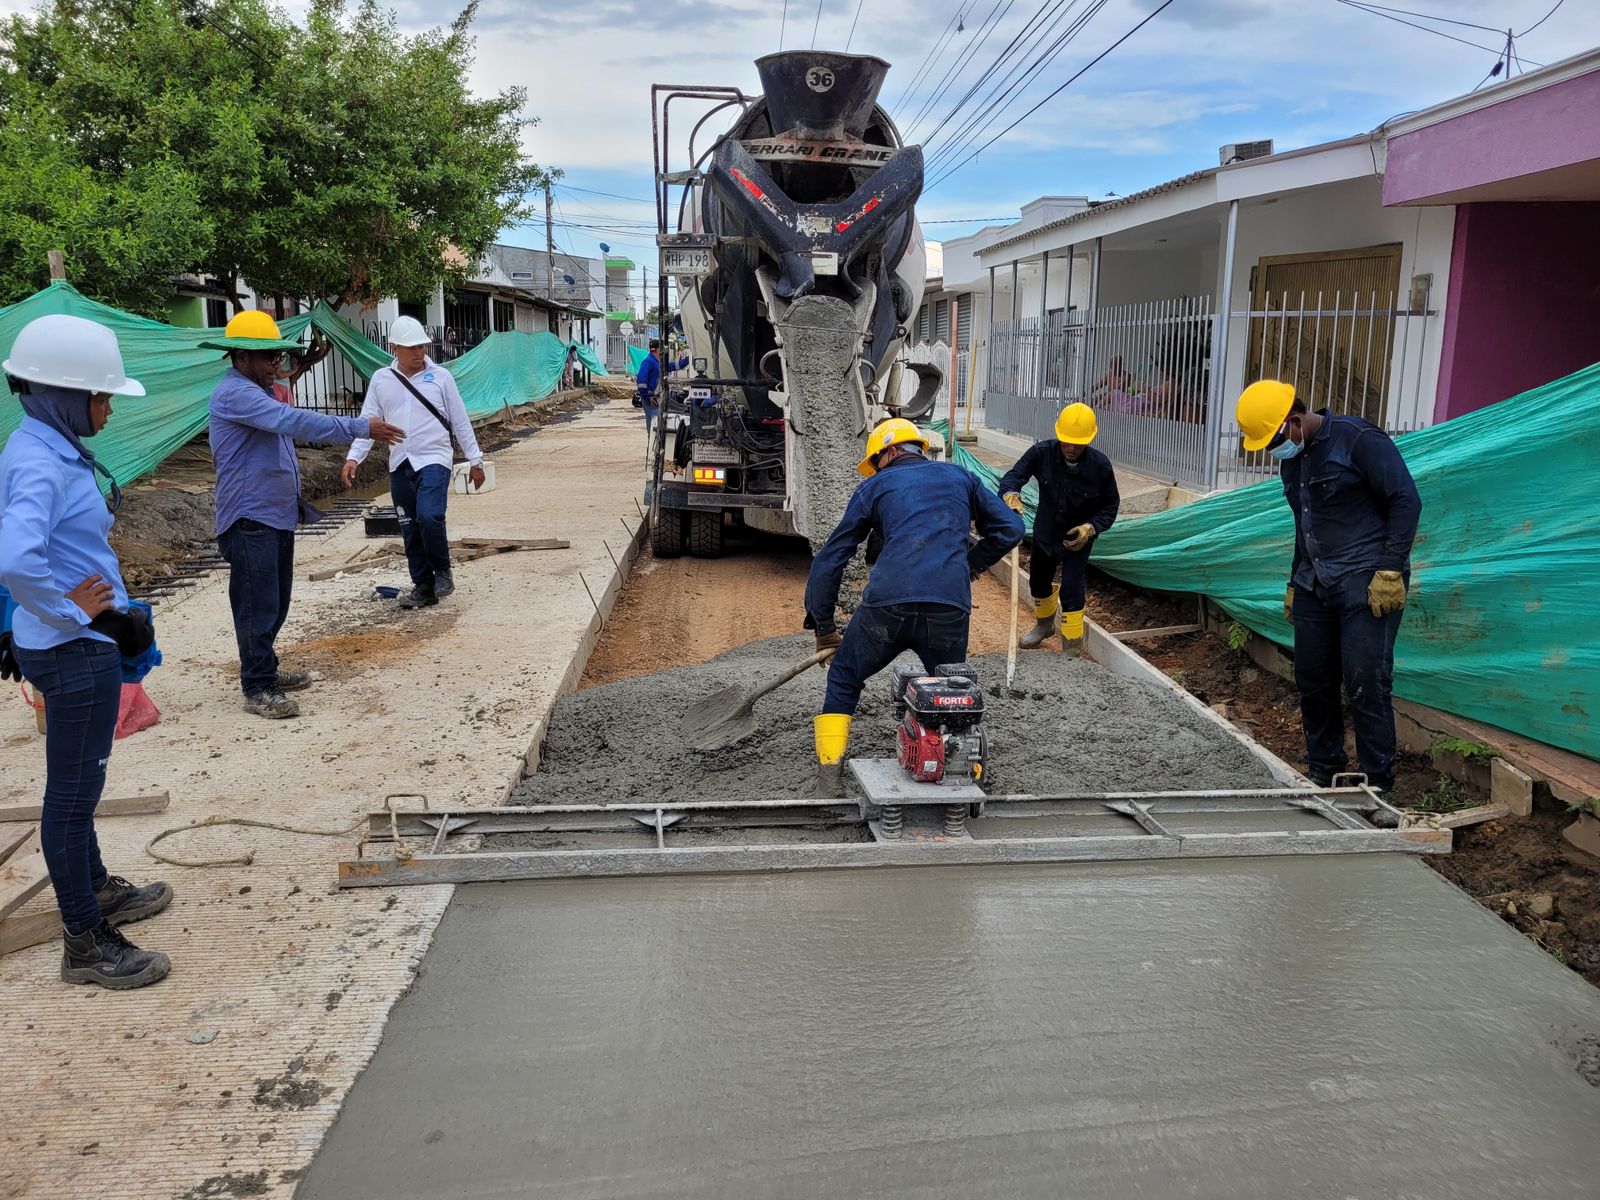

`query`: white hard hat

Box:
[389,316,432,348]
[3,313,146,396]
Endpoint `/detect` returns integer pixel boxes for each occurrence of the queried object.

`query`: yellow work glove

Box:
[1002,492,1025,513]
[1367,570,1407,618]
[1063,523,1095,552]
[1283,585,1294,622]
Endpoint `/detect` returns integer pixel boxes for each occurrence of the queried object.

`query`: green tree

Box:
[0,0,549,316]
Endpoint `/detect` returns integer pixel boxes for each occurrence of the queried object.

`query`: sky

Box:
[6,0,1599,297]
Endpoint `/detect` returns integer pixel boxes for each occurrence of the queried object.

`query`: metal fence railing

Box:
[986,292,1437,491]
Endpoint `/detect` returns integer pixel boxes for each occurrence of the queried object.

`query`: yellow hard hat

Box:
[197,309,303,353]
[858,417,929,477]
[1236,380,1296,452]
[1054,402,1097,445]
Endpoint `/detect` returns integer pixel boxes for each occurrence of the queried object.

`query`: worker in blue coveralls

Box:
[805,419,1024,796]
[996,401,1120,657]
[205,311,403,721]
[635,339,688,439]
[0,314,172,990]
[1235,380,1422,797]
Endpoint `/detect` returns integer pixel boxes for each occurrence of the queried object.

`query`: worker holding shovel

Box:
[804,419,1023,795]
[997,402,1120,656]
[0,314,172,989]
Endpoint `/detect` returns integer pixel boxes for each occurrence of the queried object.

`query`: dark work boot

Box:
[275,669,314,693]
[1019,615,1059,649]
[61,922,171,990]
[432,570,455,600]
[94,875,173,927]
[398,585,437,610]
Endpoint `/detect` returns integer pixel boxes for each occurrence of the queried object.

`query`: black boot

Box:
[94,874,173,926]
[399,584,437,609]
[433,570,455,600]
[61,921,171,990]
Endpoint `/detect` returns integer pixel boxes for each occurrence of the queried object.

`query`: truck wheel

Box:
[687,510,725,559]
[651,510,686,558]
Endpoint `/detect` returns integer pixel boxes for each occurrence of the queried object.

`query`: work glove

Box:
[1283,585,1294,622]
[1367,569,1407,618]
[1062,523,1095,552]
[1002,492,1025,514]
[0,632,20,683]
[815,630,842,654]
[89,607,155,657]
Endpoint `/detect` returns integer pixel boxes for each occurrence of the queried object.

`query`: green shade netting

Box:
[626,343,650,376]
[0,281,607,486]
[932,364,1600,760]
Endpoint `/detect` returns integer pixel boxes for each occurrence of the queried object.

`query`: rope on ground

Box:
[145,793,430,868]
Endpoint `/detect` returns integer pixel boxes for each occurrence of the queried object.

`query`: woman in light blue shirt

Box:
[0,314,172,990]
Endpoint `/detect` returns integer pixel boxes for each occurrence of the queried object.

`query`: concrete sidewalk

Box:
[0,397,645,1200]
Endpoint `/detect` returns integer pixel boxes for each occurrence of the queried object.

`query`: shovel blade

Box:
[681,686,759,751]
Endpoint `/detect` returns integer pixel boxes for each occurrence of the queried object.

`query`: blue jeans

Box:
[390,462,452,589]
[1292,571,1405,790]
[1029,539,1091,609]
[15,638,120,935]
[823,602,970,716]
[219,518,295,695]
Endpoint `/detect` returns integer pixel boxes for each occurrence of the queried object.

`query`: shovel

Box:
[681,647,836,751]
[1006,545,1021,690]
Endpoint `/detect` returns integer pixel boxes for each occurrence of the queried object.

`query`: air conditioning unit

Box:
[1220,140,1274,165]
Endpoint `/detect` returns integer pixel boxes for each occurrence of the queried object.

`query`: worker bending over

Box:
[996,402,1120,655]
[1236,380,1421,796]
[805,419,1023,794]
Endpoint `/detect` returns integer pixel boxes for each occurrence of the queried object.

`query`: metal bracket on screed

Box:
[336,784,1450,889]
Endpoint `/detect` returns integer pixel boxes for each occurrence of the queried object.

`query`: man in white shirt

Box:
[343,317,485,608]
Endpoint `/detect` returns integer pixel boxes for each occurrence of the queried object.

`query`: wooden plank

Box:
[0,907,60,957]
[1404,803,1511,832]
[0,828,49,920]
[1394,699,1600,805]
[1111,623,1203,641]
[0,790,170,824]
[454,537,569,551]
[0,825,31,864]
[309,540,569,580]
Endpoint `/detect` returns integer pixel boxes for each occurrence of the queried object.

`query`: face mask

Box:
[1269,438,1302,461]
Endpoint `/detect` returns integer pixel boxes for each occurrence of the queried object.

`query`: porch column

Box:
[1009,259,1019,396]
[1036,249,1050,407]
[1203,199,1240,491]
[1063,244,1075,399]
[985,264,997,390]
[1080,238,1101,398]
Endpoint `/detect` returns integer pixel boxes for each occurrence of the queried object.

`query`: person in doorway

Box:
[206,311,404,719]
[996,402,1120,655]
[0,314,172,989]
[805,419,1024,794]
[343,316,485,610]
[1235,379,1421,796]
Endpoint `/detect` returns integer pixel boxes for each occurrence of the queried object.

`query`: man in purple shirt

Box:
[205,311,402,719]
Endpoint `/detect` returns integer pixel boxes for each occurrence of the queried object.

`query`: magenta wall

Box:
[1435,202,1600,422]
[1385,70,1600,206]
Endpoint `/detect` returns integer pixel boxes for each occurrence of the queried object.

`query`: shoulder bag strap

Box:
[388,368,456,448]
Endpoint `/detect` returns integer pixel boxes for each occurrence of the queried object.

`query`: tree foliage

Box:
[0,0,550,317]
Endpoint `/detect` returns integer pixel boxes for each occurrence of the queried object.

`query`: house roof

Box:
[982,170,1213,254]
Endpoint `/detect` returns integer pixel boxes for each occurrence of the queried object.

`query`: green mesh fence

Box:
[1,281,608,485]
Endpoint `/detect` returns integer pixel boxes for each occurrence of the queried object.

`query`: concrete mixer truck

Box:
[645,51,941,559]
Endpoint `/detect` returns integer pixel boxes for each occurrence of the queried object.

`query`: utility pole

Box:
[642,266,649,324]
[544,185,556,299]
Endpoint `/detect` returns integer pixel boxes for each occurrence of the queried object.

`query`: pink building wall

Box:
[1384,70,1600,206]
[1435,202,1600,423]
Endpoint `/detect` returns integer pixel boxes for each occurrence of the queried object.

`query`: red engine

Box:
[891,664,986,785]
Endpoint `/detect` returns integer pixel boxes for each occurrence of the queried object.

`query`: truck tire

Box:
[687,510,725,559]
[651,510,687,558]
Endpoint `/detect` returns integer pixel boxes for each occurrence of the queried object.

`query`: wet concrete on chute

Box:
[299,853,1600,1199]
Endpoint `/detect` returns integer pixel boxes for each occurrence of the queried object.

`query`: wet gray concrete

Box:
[513,635,1278,806]
[300,856,1600,1199]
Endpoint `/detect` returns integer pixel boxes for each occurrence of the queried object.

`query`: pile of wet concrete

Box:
[514,634,1277,805]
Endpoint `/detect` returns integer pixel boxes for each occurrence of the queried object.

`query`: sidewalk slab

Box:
[0,398,645,1200]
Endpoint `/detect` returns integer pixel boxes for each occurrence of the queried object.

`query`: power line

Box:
[780,0,789,50]
[811,0,825,49]
[1334,0,1544,63]
[920,0,1077,148]
[558,183,655,204]
[902,0,1017,141]
[1336,0,1502,35]
[845,0,867,51]
[925,0,1109,177]
[927,0,1175,192]
[891,8,968,123]
[1518,0,1564,36]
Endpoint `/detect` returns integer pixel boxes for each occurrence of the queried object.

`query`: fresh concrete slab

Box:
[300,854,1600,1200]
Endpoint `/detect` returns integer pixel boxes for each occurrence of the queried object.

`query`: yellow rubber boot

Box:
[1063,608,1086,657]
[813,713,852,797]
[1020,588,1061,649]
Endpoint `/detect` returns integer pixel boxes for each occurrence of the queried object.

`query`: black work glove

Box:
[90,607,155,657]
[0,632,20,683]
[631,394,644,409]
